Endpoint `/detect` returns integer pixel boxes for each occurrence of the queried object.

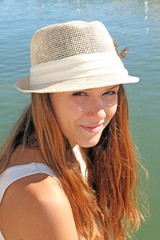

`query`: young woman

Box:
[0,21,143,240]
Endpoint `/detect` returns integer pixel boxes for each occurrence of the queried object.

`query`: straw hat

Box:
[16,21,139,93]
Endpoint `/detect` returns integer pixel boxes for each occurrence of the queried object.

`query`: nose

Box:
[86,98,106,121]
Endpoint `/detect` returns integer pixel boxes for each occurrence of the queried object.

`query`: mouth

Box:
[80,124,103,133]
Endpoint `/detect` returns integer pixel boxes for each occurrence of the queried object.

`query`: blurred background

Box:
[0,0,159,239]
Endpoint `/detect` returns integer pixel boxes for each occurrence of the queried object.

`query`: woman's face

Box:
[50,85,119,148]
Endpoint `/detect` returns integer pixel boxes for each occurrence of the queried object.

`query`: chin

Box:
[79,138,101,148]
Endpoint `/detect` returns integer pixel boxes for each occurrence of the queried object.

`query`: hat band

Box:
[30,52,128,87]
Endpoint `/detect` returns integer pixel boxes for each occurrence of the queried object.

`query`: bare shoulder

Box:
[0,173,79,240]
[8,145,45,167]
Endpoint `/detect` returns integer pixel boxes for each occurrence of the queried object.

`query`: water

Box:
[0,0,159,238]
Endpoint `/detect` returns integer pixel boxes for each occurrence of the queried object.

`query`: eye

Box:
[103,90,117,95]
[72,91,86,96]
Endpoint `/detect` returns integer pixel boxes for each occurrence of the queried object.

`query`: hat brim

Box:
[16,74,139,93]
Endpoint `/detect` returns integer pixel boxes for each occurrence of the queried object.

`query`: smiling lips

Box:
[80,124,103,133]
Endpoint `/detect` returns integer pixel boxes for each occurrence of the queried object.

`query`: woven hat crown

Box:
[31,21,114,66]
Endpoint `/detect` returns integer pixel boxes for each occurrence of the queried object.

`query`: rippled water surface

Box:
[0,0,160,239]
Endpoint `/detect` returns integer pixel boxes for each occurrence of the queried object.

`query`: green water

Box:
[0,0,159,239]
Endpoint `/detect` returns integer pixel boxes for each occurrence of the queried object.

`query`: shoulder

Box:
[8,145,45,167]
[0,173,79,240]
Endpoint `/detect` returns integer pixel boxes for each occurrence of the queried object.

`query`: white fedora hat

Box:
[16,21,139,93]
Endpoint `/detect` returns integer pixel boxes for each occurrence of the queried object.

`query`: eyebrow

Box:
[105,85,120,90]
[86,85,120,91]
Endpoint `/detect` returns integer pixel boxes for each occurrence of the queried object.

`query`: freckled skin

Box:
[50,85,119,148]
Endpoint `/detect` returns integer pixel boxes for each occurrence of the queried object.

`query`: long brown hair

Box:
[0,84,143,239]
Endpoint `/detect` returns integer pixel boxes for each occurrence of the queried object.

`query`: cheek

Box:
[111,103,118,116]
[107,105,117,118]
[105,100,118,120]
[104,96,118,116]
[53,102,81,130]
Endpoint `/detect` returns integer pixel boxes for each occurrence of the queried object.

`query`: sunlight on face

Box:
[50,85,119,148]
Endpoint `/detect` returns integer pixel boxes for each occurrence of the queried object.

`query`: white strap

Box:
[0,231,5,240]
[73,145,87,179]
[0,162,59,202]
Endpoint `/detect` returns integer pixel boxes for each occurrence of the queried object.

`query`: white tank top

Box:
[0,146,87,239]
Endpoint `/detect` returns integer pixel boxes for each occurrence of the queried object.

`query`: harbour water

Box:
[0,0,159,239]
